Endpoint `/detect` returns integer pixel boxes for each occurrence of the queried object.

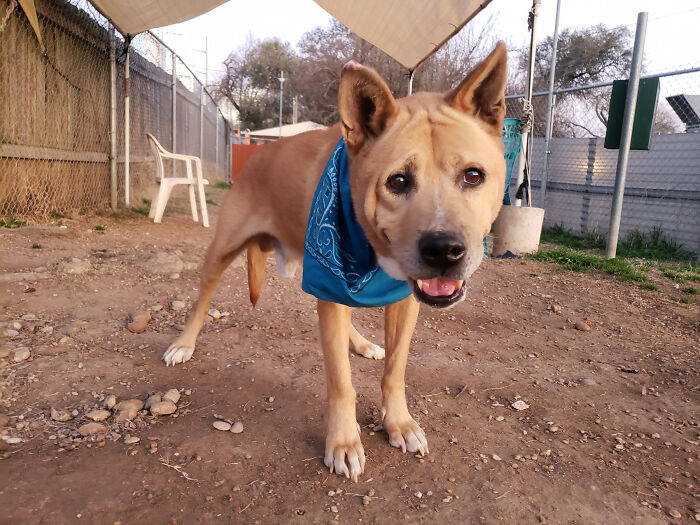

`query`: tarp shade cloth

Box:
[17,0,44,51]
[313,0,492,70]
[89,0,228,35]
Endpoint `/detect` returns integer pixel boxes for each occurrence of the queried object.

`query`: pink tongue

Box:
[421,278,458,297]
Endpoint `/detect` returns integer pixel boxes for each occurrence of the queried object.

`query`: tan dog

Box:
[164,42,508,481]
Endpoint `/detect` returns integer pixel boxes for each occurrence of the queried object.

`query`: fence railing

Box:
[0,0,232,218]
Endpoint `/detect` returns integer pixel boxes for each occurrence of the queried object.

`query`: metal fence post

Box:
[124,43,130,207]
[171,53,177,175]
[605,12,648,259]
[540,0,561,209]
[109,24,117,210]
[199,86,204,160]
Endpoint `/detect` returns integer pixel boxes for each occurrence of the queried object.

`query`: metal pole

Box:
[171,52,177,175]
[540,0,561,209]
[109,25,117,210]
[408,69,414,95]
[124,43,130,207]
[199,86,204,159]
[278,71,285,138]
[515,0,540,207]
[606,12,648,259]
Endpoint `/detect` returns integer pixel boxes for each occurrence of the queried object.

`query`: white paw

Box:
[162,346,194,366]
[354,343,385,360]
[383,412,429,456]
[324,420,366,482]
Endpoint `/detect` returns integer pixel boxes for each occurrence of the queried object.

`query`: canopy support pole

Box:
[407,69,414,96]
[124,42,130,207]
[109,24,117,210]
[540,0,561,209]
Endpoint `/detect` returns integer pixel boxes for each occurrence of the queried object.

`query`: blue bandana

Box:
[302,139,412,308]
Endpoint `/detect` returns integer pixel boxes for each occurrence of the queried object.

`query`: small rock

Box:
[21,313,37,321]
[230,421,244,434]
[2,329,19,338]
[85,409,111,422]
[362,495,370,506]
[574,321,591,332]
[327,490,335,497]
[213,421,232,431]
[10,321,22,330]
[548,425,559,433]
[0,414,9,427]
[330,505,338,513]
[144,393,162,410]
[0,348,10,358]
[123,435,140,445]
[668,509,682,519]
[511,400,529,411]
[138,251,184,275]
[580,378,596,386]
[162,389,180,404]
[12,347,30,362]
[115,399,144,422]
[78,422,107,436]
[51,407,73,422]
[184,389,192,396]
[171,300,186,311]
[492,454,502,461]
[127,311,151,334]
[104,395,117,409]
[414,491,423,499]
[150,304,163,312]
[3,436,22,444]
[149,400,177,416]
[59,257,92,274]
[208,309,222,319]
[169,273,180,280]
[495,416,505,422]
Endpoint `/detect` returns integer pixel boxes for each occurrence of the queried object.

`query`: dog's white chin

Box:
[376,254,407,280]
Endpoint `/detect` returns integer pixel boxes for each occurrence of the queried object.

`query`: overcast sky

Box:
[158,0,700,85]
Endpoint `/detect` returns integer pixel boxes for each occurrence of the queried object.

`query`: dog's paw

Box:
[325,422,365,482]
[353,343,385,360]
[383,413,429,456]
[163,345,194,366]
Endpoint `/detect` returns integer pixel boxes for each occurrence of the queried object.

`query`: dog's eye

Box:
[386,173,413,194]
[459,168,484,189]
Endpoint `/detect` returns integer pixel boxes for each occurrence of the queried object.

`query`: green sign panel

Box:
[604,77,660,150]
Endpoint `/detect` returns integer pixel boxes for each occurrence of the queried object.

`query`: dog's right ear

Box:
[339,62,398,151]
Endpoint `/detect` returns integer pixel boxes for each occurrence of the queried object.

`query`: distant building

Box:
[249,121,327,140]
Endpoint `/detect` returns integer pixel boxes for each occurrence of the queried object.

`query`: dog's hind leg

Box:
[348,314,385,360]
[163,200,264,366]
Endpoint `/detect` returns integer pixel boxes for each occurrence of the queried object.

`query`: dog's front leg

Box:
[317,299,365,481]
[381,295,428,455]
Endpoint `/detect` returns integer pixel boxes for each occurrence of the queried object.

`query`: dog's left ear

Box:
[445,41,507,132]
[339,62,398,151]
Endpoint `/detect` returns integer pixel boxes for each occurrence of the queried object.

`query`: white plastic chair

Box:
[146,133,210,228]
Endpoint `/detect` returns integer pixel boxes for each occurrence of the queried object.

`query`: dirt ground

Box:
[1,190,698,524]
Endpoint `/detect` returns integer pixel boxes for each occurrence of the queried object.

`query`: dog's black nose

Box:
[418,232,466,270]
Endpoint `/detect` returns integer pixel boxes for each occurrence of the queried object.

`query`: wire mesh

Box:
[0,0,231,219]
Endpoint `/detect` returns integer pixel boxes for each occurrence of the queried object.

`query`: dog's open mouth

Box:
[410,278,467,308]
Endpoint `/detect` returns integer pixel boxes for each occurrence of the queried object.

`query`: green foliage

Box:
[94,225,105,232]
[533,247,647,282]
[49,210,64,219]
[540,225,604,251]
[683,286,699,295]
[679,296,694,304]
[214,181,231,189]
[0,218,27,228]
[31,243,42,249]
[640,283,657,291]
[205,199,218,206]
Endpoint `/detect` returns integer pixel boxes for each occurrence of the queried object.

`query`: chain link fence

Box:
[0,0,232,219]
[504,15,700,255]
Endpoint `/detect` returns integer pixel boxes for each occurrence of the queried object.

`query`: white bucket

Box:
[491,205,545,257]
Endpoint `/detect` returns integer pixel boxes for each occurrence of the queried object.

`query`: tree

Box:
[514,24,633,137]
[215,37,299,130]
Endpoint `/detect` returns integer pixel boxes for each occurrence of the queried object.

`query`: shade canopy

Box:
[313,0,493,70]
[89,0,228,35]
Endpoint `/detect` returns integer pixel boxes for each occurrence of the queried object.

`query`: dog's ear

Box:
[445,41,507,132]
[339,61,398,151]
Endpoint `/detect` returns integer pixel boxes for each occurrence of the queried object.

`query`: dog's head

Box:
[339,42,508,308]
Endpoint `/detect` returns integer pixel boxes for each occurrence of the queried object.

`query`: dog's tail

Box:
[246,235,273,308]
